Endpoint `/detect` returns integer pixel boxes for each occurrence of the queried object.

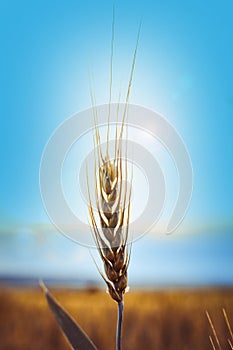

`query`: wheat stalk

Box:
[86,99,133,350]
[86,11,140,350]
[86,93,132,347]
[87,124,132,350]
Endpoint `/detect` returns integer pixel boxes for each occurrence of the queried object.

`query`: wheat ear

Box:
[87,11,140,350]
[86,115,132,350]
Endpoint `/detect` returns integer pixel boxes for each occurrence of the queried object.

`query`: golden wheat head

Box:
[87,117,132,303]
[86,10,140,306]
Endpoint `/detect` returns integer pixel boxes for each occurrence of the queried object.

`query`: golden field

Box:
[0,287,232,350]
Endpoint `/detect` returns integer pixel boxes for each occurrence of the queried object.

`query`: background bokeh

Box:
[0,0,233,288]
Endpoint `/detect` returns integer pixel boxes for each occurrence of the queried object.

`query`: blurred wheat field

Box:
[0,287,232,350]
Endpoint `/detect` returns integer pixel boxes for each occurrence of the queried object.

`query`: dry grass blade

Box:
[228,339,233,350]
[223,308,233,343]
[209,335,217,350]
[206,311,222,350]
[206,309,233,350]
[40,280,98,350]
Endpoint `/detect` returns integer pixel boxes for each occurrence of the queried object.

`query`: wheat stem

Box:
[116,300,124,350]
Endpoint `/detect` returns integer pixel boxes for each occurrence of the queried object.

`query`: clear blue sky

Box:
[0,0,232,285]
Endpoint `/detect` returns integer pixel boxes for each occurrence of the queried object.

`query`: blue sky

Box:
[0,0,233,285]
